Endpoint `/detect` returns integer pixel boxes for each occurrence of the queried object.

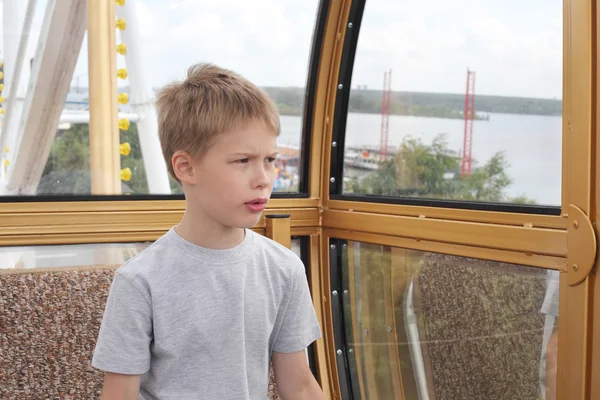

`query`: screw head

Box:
[573,221,580,229]
[348,348,353,354]
[573,264,579,271]
[364,329,369,336]
[348,22,353,28]
[330,177,336,183]
[343,290,349,296]
[387,326,393,333]
[332,290,338,296]
[338,84,343,90]
[332,141,337,148]
[337,349,342,355]
[330,244,336,250]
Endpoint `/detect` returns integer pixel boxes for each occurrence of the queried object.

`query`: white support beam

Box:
[117,0,171,194]
[60,110,140,125]
[5,0,86,195]
[0,0,37,176]
[1,0,25,97]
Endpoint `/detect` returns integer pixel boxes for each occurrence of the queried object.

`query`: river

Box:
[279,112,562,206]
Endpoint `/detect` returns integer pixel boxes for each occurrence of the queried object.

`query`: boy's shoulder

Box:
[113,230,175,283]
[115,228,303,282]
[251,230,304,270]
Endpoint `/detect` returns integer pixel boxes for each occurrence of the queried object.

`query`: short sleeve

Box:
[272,259,322,353]
[92,273,153,374]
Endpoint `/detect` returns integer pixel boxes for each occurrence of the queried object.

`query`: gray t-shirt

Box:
[92,228,321,400]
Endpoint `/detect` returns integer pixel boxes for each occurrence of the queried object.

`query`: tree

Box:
[350,134,535,204]
[38,123,181,195]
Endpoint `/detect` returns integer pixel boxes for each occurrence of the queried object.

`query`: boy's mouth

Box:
[245,198,268,205]
[244,198,268,213]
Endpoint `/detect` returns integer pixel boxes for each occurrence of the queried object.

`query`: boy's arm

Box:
[99,372,141,400]
[272,351,324,400]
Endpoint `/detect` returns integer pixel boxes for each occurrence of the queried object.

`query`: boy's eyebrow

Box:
[229,151,280,157]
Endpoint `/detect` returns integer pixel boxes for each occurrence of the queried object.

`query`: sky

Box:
[3,0,562,99]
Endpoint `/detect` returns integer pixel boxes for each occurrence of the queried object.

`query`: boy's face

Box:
[178,119,279,230]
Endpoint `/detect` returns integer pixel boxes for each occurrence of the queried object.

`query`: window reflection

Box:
[341,0,562,206]
[338,240,559,400]
[0,0,319,197]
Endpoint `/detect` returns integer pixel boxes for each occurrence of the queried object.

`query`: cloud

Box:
[350,0,562,98]
[21,0,562,99]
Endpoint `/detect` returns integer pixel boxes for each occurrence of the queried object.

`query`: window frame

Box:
[326,0,563,216]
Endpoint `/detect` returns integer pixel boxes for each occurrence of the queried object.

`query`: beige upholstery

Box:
[0,267,280,399]
[414,253,546,400]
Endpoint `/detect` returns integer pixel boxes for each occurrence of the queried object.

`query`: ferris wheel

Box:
[0,0,170,196]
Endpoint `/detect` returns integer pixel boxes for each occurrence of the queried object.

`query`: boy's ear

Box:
[172,151,196,184]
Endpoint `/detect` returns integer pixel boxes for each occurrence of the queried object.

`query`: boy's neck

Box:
[175,209,246,250]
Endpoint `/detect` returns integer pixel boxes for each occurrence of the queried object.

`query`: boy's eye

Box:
[236,158,250,164]
[266,157,276,163]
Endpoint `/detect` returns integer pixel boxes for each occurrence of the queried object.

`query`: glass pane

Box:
[0,0,319,197]
[342,0,562,206]
[339,240,559,400]
[2,236,302,270]
[0,240,152,398]
[1,235,307,399]
[0,241,151,269]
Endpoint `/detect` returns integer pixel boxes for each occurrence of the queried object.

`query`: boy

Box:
[91,63,324,400]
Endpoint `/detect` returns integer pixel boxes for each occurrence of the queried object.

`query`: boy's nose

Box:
[253,166,271,189]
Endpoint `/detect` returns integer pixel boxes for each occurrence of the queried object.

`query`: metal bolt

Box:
[330,177,336,183]
[343,290,349,296]
[337,349,342,355]
[348,22,353,28]
[338,84,343,90]
[387,326,393,333]
[332,290,338,296]
[573,221,579,229]
[332,141,337,148]
[364,329,369,336]
[573,264,579,271]
[330,244,336,250]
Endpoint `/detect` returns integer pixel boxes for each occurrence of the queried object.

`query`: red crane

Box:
[461,69,476,176]
[380,69,392,162]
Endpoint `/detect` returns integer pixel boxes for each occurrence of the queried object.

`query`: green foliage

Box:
[38,123,182,195]
[350,134,536,204]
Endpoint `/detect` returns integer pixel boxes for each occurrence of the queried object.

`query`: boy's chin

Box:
[237,215,263,230]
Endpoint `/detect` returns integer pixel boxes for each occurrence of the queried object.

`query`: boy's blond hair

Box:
[155,63,281,181]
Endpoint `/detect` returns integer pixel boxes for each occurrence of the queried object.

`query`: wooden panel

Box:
[0,208,318,246]
[309,234,331,398]
[325,228,564,271]
[324,210,567,258]
[560,0,595,399]
[328,200,567,230]
[346,243,367,399]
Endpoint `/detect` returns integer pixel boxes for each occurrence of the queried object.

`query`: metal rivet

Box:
[348,22,353,28]
[343,290,349,296]
[330,177,336,183]
[387,326,393,333]
[332,290,338,296]
[338,84,343,90]
[337,349,342,355]
[330,244,336,250]
[573,264,579,271]
[573,221,579,229]
[332,141,337,147]
[364,329,369,336]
